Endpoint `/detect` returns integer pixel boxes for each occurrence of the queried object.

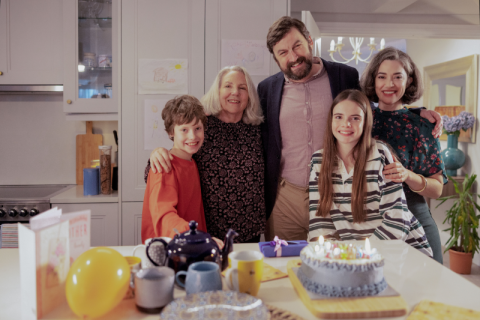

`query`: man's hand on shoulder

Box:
[419,109,443,138]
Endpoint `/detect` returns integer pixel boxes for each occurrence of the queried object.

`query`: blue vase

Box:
[441,134,465,176]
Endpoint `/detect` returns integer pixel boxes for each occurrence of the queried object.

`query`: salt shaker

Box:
[99,145,112,195]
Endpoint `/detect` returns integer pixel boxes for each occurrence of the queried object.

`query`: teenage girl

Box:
[308,89,433,258]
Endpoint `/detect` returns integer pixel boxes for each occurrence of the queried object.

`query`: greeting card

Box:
[18,207,91,319]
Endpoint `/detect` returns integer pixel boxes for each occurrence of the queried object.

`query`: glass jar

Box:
[83,52,96,67]
[104,83,112,98]
[99,145,112,194]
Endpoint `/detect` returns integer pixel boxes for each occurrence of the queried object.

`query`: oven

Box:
[0,185,73,248]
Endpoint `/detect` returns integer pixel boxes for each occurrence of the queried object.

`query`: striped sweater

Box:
[308,140,433,258]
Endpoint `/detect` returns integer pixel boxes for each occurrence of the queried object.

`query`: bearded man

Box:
[257,16,441,241]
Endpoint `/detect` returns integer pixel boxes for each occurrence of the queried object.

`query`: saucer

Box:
[160,290,270,320]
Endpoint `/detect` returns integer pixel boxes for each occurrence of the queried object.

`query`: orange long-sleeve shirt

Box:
[141,155,206,242]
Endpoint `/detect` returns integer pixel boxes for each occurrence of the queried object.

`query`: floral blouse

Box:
[145,115,266,242]
[372,107,447,197]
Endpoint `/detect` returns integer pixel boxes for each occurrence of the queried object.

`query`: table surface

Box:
[1,240,480,320]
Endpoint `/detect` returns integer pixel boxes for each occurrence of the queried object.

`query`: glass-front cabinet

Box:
[63,0,119,114]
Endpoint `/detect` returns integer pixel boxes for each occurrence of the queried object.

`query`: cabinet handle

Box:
[67,99,72,104]
[0,71,3,75]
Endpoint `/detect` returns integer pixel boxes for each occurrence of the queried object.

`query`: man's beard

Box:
[281,55,313,81]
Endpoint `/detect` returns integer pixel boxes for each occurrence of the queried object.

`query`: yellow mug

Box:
[124,256,141,300]
[225,250,263,296]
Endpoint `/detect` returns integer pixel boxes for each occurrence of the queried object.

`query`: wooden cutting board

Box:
[287,259,408,319]
[76,121,103,185]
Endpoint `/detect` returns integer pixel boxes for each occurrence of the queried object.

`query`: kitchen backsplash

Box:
[0,95,118,185]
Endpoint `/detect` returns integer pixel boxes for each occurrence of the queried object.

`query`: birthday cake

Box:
[297,242,387,297]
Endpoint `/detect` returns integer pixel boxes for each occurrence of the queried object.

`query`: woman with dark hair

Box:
[308,89,432,257]
[360,47,447,264]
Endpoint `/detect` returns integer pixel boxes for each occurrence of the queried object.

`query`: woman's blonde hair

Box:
[201,66,263,125]
[316,89,375,223]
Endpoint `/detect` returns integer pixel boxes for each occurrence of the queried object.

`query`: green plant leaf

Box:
[436,195,457,207]
[442,174,479,257]
[451,178,460,194]
[465,174,476,192]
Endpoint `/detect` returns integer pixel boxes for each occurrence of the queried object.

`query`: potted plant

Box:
[437,173,480,274]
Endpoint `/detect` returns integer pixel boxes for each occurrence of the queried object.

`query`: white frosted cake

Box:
[297,243,387,297]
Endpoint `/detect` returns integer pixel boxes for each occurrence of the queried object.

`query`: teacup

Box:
[175,261,223,295]
[131,266,174,314]
[225,250,264,296]
[132,237,171,268]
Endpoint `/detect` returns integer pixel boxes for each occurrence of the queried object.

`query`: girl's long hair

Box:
[316,89,375,223]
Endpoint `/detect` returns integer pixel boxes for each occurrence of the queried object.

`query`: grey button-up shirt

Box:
[278,57,333,187]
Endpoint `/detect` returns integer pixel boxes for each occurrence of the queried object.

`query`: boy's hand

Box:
[419,109,443,138]
[212,237,224,250]
[150,147,173,173]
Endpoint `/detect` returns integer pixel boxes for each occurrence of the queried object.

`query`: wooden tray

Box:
[287,259,408,319]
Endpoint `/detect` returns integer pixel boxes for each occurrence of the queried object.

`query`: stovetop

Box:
[0,185,73,222]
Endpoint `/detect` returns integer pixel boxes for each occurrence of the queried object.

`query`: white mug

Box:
[132,237,171,268]
[131,267,174,314]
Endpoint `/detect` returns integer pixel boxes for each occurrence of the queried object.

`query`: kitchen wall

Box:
[0,94,117,185]
[406,38,480,265]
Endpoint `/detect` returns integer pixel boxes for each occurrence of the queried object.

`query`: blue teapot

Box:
[146,221,238,273]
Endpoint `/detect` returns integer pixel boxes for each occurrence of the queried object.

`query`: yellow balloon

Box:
[65,247,130,318]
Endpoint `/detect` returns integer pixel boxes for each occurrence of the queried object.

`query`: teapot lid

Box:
[176,221,211,244]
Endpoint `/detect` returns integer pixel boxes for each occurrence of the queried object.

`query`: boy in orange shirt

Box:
[141,95,209,241]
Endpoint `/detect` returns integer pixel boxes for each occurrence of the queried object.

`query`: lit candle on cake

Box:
[364,238,378,259]
[318,235,325,247]
[333,247,340,258]
[325,241,332,251]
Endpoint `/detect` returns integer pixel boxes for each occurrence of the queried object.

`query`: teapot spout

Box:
[221,229,238,271]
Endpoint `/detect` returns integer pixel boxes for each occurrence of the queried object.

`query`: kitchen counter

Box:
[2,241,480,319]
[50,185,118,203]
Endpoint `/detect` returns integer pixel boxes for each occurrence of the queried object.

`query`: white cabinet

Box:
[122,202,143,246]
[53,202,120,246]
[62,0,120,114]
[205,0,287,86]
[0,0,63,84]
[121,0,205,202]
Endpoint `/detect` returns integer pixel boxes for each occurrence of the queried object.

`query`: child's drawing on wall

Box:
[153,67,169,83]
[139,59,188,94]
[144,99,174,150]
[221,39,270,76]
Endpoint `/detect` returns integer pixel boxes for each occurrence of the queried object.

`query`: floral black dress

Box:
[372,107,447,263]
[145,115,266,243]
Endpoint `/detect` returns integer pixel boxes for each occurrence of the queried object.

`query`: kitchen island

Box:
[1,240,480,319]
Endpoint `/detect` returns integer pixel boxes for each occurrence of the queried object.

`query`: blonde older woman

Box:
[145,66,266,243]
